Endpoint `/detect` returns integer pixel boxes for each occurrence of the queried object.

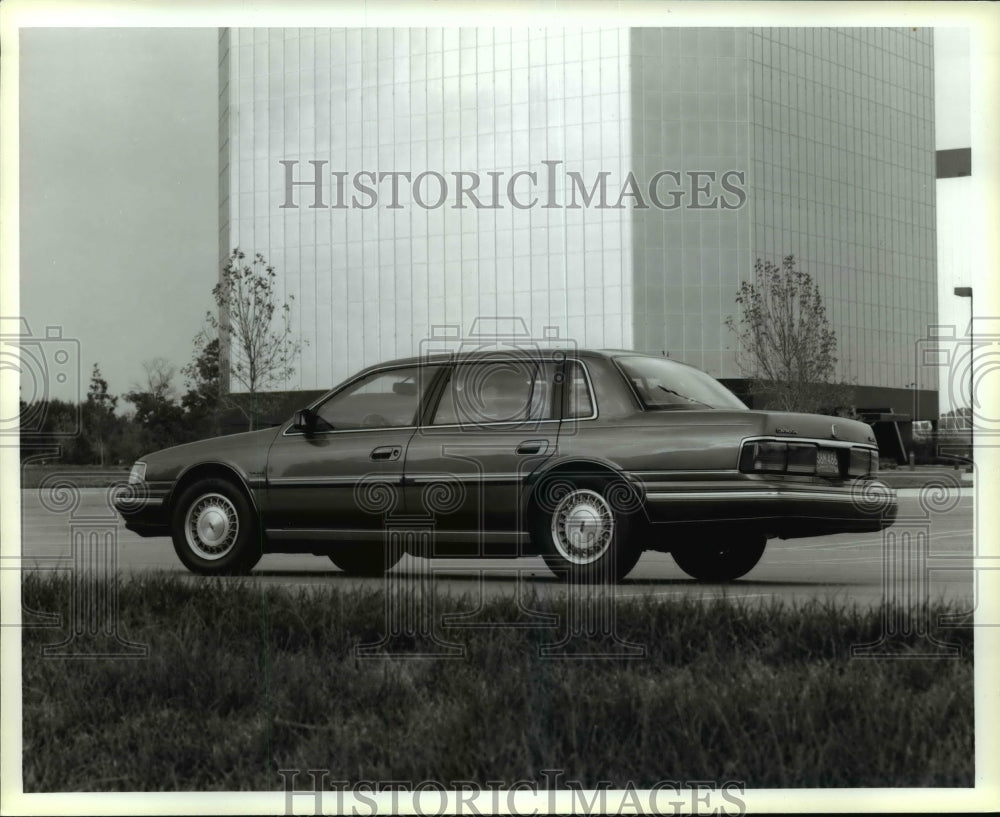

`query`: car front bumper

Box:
[113,482,172,537]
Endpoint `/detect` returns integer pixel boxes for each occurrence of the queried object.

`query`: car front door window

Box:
[314,366,431,431]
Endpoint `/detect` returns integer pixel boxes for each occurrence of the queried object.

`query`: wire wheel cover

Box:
[184,493,240,559]
[551,488,615,564]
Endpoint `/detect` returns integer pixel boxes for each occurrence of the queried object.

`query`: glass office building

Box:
[218,27,937,413]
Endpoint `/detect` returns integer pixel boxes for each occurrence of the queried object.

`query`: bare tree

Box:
[206,249,303,430]
[134,358,178,403]
[726,255,852,413]
[125,359,187,450]
[84,364,117,465]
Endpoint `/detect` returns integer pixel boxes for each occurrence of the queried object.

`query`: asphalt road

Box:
[14,486,976,611]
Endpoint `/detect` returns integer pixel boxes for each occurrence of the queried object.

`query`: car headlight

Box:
[128,462,147,484]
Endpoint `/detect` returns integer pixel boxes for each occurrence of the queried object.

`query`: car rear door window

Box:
[432,360,557,426]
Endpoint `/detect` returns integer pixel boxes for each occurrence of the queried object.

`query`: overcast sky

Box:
[9,19,984,406]
[18,27,218,403]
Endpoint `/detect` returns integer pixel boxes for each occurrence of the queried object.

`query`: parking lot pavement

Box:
[7,487,974,611]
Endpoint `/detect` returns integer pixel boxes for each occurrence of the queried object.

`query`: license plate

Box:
[817,449,840,475]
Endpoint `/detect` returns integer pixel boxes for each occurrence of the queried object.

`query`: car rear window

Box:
[615,356,747,411]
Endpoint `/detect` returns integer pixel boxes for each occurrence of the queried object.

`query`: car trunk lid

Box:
[756,411,878,447]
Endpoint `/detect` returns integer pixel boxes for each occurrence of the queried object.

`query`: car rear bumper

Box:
[642,478,897,535]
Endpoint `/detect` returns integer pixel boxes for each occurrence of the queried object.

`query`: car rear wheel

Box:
[671,535,766,582]
[328,542,402,577]
[171,478,262,575]
[534,479,641,583]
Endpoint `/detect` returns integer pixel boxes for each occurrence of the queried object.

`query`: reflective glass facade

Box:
[629,28,753,377]
[219,27,632,388]
[746,28,936,391]
[219,27,936,400]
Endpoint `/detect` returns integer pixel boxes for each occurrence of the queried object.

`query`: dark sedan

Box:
[115,349,896,582]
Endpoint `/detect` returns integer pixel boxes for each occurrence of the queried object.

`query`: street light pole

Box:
[953,286,973,460]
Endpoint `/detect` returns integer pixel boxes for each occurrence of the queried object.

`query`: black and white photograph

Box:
[2,1,998,814]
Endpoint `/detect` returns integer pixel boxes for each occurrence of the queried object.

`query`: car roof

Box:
[361,347,657,371]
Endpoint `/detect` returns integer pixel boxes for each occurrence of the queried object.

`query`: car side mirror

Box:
[295,408,318,434]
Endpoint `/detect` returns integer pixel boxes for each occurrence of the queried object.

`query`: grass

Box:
[21,572,973,791]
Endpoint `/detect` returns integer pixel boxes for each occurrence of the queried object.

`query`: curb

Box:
[878,469,973,489]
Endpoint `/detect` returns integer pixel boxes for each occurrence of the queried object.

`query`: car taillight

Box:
[848,447,878,477]
[739,441,876,478]
[740,441,820,474]
[739,440,787,472]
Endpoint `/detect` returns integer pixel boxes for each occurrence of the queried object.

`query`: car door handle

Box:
[370,446,401,461]
[516,440,548,455]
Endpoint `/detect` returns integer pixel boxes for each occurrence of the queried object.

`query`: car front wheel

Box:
[171,478,262,575]
[534,479,641,583]
[670,535,767,582]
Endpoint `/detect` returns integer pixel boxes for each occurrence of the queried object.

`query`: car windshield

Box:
[615,355,748,411]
